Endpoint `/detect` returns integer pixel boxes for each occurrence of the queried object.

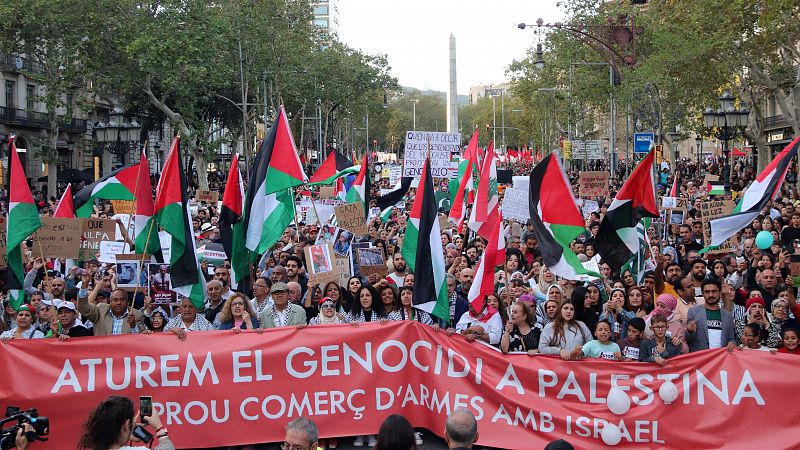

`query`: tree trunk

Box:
[142,74,209,189]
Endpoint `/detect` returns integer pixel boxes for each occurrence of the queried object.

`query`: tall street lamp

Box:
[409,99,419,130]
[694,135,702,179]
[93,108,142,166]
[702,90,750,182]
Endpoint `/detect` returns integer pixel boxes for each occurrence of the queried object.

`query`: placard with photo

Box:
[148,263,176,304]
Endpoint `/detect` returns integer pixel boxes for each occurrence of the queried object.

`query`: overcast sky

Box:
[338,0,564,94]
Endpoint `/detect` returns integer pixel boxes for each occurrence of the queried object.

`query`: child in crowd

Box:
[579,321,622,361]
[739,323,771,351]
[777,327,800,355]
[618,317,646,361]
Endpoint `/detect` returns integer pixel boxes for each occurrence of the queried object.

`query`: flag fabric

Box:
[449,129,479,231]
[467,215,504,313]
[528,154,600,280]
[707,180,725,196]
[219,154,248,286]
[307,151,357,185]
[621,217,651,284]
[375,177,412,222]
[345,157,371,217]
[405,158,449,321]
[72,163,138,217]
[669,174,678,197]
[5,136,43,309]
[152,137,205,308]
[254,106,307,195]
[468,141,500,240]
[53,184,75,218]
[710,136,800,246]
[133,151,160,257]
[595,149,659,271]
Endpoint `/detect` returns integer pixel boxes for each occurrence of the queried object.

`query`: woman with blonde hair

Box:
[218,293,258,331]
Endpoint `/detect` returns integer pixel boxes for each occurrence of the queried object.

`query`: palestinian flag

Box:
[595,149,659,271]
[404,158,449,321]
[710,136,800,247]
[133,151,160,257]
[374,176,413,222]
[255,106,307,195]
[468,213,505,312]
[449,129,479,231]
[72,163,138,217]
[529,154,600,280]
[53,184,75,218]
[621,217,651,284]
[153,137,205,308]
[707,180,725,196]
[308,151,358,185]
[219,154,248,286]
[5,136,43,309]
[345,156,371,217]
[468,141,500,240]
[669,174,678,197]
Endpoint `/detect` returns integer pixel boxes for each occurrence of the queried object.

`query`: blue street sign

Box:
[633,132,655,154]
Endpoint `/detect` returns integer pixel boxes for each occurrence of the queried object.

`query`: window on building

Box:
[5,80,15,108]
[26,84,35,111]
[313,5,329,15]
[313,18,329,28]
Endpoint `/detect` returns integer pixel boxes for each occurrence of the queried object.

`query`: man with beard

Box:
[689,258,708,297]
[654,255,684,299]
[386,252,407,286]
[674,276,704,325]
[213,266,234,299]
[24,257,66,301]
[285,256,309,299]
[679,224,703,253]
[686,278,736,352]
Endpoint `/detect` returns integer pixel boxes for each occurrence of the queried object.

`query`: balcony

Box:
[763,115,789,130]
[0,53,45,74]
[0,106,87,134]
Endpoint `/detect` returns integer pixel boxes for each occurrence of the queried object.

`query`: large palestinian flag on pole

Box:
[529,154,600,280]
[709,136,800,247]
[219,154,248,286]
[152,137,205,308]
[5,136,42,309]
[449,129,479,231]
[468,214,504,312]
[595,149,659,271]
[133,151,160,257]
[307,151,358,185]
[468,141,499,240]
[345,156,371,217]
[404,158,449,321]
[244,106,306,260]
[72,163,138,217]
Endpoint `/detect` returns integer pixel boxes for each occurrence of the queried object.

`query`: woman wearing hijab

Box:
[599,288,633,341]
[643,294,687,353]
[536,285,563,330]
[735,297,782,349]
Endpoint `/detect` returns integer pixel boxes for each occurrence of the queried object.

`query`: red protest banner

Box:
[0,322,794,449]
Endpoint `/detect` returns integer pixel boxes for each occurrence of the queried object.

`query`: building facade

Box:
[312,1,339,35]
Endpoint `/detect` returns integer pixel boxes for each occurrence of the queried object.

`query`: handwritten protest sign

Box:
[80,219,117,260]
[195,190,219,203]
[319,186,335,198]
[34,217,82,259]
[98,241,126,263]
[334,253,351,286]
[697,200,736,253]
[578,171,610,198]
[402,131,461,178]
[334,202,368,235]
[110,200,135,215]
[500,188,530,223]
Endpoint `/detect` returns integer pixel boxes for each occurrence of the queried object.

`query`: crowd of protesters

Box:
[2,150,800,449]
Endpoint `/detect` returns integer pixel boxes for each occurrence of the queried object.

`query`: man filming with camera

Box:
[77,396,175,450]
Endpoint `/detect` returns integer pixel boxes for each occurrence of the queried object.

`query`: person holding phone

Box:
[78,395,175,450]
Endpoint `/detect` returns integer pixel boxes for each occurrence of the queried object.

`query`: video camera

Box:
[0,407,49,450]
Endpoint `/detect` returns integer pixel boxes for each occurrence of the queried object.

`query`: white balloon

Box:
[658,379,679,405]
[601,422,623,446]
[606,387,631,415]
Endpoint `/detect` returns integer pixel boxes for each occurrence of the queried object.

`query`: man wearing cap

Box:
[259,282,306,329]
[54,301,92,340]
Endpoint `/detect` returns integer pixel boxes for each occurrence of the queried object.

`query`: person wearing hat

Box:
[734,296,782,349]
[309,297,343,325]
[54,301,92,340]
[259,282,306,329]
[0,305,44,342]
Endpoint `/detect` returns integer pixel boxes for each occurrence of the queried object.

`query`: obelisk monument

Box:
[447,33,458,133]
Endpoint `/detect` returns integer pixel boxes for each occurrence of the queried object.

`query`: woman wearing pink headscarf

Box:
[644,294,688,353]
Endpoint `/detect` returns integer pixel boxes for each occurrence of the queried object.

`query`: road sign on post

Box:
[634,132,655,154]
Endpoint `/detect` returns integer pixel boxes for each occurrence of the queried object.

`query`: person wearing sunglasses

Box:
[309,297,343,325]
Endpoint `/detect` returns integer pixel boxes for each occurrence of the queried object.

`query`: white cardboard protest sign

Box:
[500,188,530,223]
[99,241,126,263]
[402,131,461,179]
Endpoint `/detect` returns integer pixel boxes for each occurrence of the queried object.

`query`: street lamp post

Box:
[694,135,702,179]
[409,100,418,130]
[702,90,750,183]
[93,108,141,167]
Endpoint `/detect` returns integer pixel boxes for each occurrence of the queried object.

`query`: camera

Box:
[0,407,49,450]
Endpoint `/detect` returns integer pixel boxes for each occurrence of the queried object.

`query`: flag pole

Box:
[34,233,52,298]
[127,140,148,254]
[129,218,157,314]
